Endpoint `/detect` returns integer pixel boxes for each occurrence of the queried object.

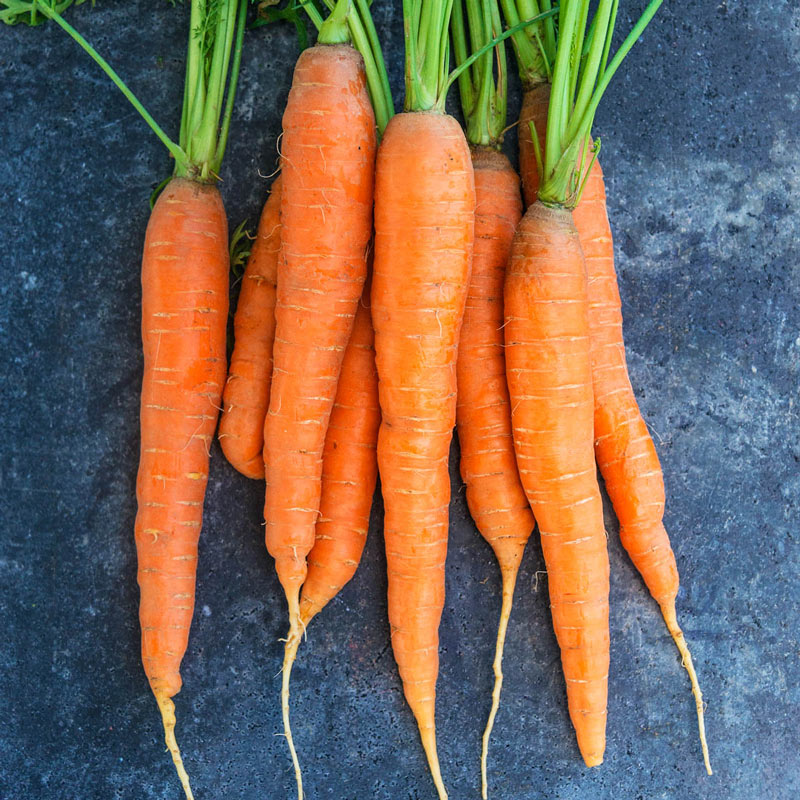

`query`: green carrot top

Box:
[451,0,508,148]
[499,0,557,87]
[3,0,249,183]
[538,0,664,209]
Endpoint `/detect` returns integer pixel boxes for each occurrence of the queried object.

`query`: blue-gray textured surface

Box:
[1,2,799,798]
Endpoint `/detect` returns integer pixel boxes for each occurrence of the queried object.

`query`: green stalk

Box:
[498,0,555,88]
[213,0,247,170]
[539,0,666,208]
[29,1,187,170]
[452,0,509,147]
[318,0,350,44]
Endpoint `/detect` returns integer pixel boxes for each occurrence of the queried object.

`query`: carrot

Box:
[9,3,250,796]
[218,175,282,479]
[371,5,479,797]
[263,4,378,795]
[506,0,711,771]
[450,3,534,795]
[298,288,381,626]
[505,0,666,766]
[137,177,229,794]
[574,158,712,774]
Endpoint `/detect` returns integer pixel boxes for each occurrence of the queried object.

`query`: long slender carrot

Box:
[574,159,712,774]
[12,3,249,797]
[137,177,229,793]
[450,2,534,795]
[218,175,282,479]
[372,5,477,797]
[264,6,377,795]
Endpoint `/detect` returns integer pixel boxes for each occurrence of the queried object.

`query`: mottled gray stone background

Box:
[1,1,798,798]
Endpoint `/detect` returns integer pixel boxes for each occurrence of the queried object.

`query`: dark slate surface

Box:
[1,2,798,799]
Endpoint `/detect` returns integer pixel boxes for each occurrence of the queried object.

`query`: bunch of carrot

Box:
[6,0,713,797]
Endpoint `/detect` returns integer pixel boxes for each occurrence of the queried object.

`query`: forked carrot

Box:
[219,175,282,479]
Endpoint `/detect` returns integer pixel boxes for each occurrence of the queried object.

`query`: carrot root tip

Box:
[661,602,712,775]
[154,691,195,800]
[481,568,520,800]
[281,621,304,800]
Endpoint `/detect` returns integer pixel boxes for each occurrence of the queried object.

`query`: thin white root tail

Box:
[155,692,195,800]
[481,568,519,800]
[419,726,448,800]
[282,610,304,800]
[661,602,712,776]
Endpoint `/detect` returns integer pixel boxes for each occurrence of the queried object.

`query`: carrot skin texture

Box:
[505,202,610,767]
[300,295,380,627]
[518,83,550,207]
[136,177,228,699]
[219,175,282,479]
[457,147,532,570]
[372,111,475,798]
[264,43,376,617]
[456,148,533,796]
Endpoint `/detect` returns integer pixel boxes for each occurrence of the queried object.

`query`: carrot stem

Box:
[155,692,195,800]
[30,1,187,168]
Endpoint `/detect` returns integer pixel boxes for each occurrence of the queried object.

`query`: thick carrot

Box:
[265,39,375,627]
[505,202,610,766]
[574,160,712,774]
[136,177,229,795]
[218,175,282,479]
[264,26,376,795]
[299,292,380,627]
[373,110,475,800]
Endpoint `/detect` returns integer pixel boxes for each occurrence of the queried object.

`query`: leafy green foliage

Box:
[1,0,90,26]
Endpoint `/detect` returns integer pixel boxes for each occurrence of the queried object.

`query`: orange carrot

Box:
[373,109,475,800]
[299,291,381,627]
[458,147,535,795]
[218,175,282,479]
[574,160,711,774]
[505,201,610,766]
[450,4,534,791]
[502,0,671,765]
[264,31,376,795]
[136,177,230,795]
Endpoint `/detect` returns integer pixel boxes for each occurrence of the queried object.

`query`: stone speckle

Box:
[1,2,799,799]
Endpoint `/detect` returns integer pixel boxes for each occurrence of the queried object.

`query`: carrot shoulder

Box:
[219,175,282,479]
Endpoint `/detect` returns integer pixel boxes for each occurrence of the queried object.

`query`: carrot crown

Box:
[451,0,508,148]
[291,0,394,135]
[499,0,556,88]
[538,0,665,208]
[4,0,249,184]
